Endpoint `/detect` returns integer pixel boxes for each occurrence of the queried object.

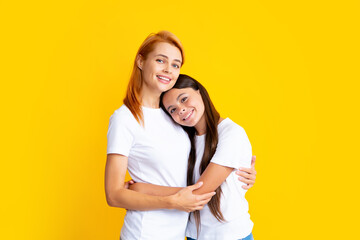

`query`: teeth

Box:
[183,110,193,120]
[157,76,170,81]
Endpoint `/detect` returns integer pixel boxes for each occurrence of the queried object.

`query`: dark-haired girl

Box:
[130,74,255,239]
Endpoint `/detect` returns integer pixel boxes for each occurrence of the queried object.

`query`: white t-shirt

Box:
[186,118,254,240]
[107,105,190,240]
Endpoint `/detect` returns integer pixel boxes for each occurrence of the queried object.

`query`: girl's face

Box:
[162,87,205,128]
[138,42,182,94]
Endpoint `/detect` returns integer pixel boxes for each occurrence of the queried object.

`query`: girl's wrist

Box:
[161,195,176,210]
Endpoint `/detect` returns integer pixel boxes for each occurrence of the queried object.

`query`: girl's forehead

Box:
[163,88,180,100]
[164,87,196,101]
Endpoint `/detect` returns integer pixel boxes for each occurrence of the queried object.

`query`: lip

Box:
[182,109,194,121]
[156,75,172,84]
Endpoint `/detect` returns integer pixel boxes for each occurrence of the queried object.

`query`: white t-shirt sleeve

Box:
[106,112,134,156]
[210,124,252,169]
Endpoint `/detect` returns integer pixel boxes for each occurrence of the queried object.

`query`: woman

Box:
[105,31,256,240]
[130,74,255,239]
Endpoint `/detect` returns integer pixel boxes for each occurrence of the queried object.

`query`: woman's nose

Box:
[163,64,171,73]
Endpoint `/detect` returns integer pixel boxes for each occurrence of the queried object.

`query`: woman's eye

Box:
[156,59,164,63]
[181,97,187,103]
[172,64,180,69]
[170,108,176,114]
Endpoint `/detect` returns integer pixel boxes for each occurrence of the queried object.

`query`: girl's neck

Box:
[195,117,224,136]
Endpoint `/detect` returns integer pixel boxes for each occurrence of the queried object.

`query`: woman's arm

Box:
[105,154,214,212]
[129,133,256,197]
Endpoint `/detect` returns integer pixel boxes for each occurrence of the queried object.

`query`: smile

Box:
[183,109,194,121]
[157,75,171,83]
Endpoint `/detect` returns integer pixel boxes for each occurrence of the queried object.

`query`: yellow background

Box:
[1,0,359,239]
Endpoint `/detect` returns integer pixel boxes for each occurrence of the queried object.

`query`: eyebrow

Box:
[166,93,186,112]
[155,54,182,64]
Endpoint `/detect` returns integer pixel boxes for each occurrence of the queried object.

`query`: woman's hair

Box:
[123,31,184,125]
[160,74,224,234]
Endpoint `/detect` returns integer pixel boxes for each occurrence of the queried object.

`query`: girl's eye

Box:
[181,97,187,103]
[156,59,164,63]
[172,64,180,69]
[170,108,176,114]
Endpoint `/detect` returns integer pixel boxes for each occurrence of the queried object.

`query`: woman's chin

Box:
[158,82,174,93]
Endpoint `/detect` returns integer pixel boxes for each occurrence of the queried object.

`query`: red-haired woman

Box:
[105,31,256,240]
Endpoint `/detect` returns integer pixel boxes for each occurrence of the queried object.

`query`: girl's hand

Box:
[236,155,257,190]
[169,182,216,212]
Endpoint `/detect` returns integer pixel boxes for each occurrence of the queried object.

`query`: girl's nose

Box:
[179,108,186,115]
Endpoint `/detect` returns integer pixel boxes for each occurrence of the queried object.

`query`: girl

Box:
[130,74,255,239]
[105,31,256,240]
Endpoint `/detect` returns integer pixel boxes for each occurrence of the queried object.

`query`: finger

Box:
[236,171,251,178]
[197,198,212,206]
[242,184,252,190]
[237,167,254,175]
[192,205,204,211]
[188,181,203,191]
[196,192,216,201]
[239,172,256,181]
[251,156,256,167]
[238,177,255,185]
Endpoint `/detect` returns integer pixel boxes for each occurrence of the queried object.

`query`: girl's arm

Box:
[191,163,233,195]
[129,182,182,196]
[129,155,256,196]
[131,127,255,196]
[129,164,233,196]
[105,154,214,212]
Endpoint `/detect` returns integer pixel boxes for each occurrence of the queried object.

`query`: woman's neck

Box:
[140,86,161,109]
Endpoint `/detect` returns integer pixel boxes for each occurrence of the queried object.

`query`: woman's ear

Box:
[136,54,143,70]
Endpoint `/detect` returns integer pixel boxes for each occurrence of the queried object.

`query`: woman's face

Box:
[162,87,205,128]
[138,42,182,94]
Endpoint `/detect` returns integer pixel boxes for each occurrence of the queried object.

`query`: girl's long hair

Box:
[124,31,184,125]
[160,74,224,234]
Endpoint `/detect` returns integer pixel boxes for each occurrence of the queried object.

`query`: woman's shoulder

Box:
[109,105,137,124]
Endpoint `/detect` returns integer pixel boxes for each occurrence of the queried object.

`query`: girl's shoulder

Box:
[218,118,246,138]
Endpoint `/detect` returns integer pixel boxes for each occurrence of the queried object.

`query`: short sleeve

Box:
[106,112,134,156]
[210,125,252,169]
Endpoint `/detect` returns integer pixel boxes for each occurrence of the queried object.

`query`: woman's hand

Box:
[236,155,257,190]
[169,182,216,212]
[123,179,135,189]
